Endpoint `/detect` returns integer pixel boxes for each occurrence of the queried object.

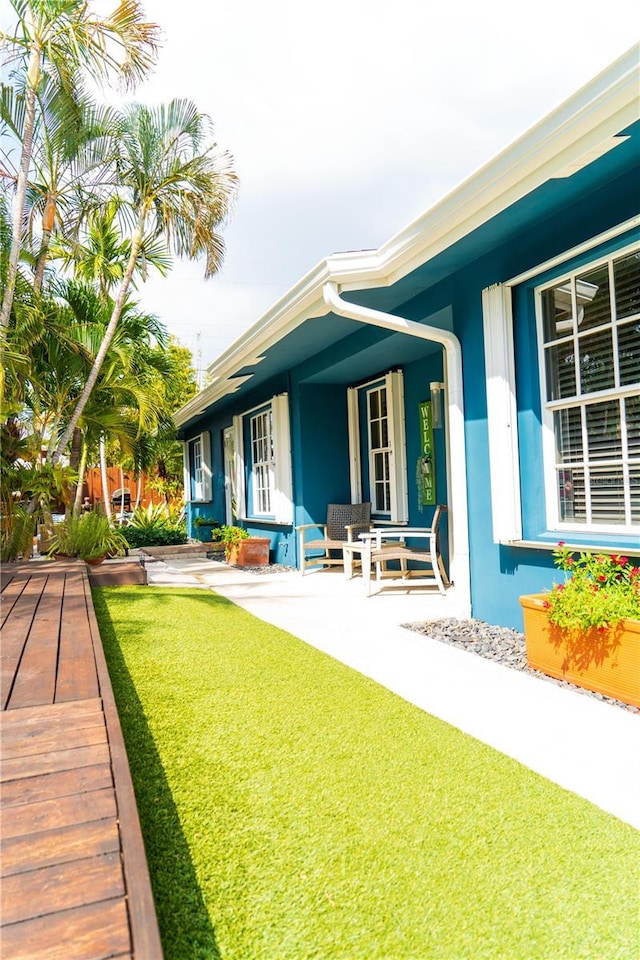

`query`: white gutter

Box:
[323,281,471,618]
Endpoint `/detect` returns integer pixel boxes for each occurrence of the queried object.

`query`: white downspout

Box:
[323,281,471,617]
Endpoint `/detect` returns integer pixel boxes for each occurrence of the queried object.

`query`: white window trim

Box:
[347,386,362,503]
[232,414,246,520]
[223,426,235,524]
[182,440,190,506]
[272,394,294,524]
[386,370,409,523]
[232,394,293,524]
[347,371,408,523]
[186,432,212,503]
[535,241,639,535]
[482,283,523,543]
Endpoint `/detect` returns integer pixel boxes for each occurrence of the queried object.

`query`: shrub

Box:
[122,503,188,549]
[48,510,128,561]
[544,545,640,631]
[0,507,36,561]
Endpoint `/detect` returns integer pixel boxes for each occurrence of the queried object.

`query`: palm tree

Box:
[51,97,238,464]
[1,75,118,295]
[52,201,172,299]
[0,0,160,327]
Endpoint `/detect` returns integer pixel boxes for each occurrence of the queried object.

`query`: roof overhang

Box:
[175,44,640,429]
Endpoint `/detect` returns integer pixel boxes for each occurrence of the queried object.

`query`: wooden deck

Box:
[1,561,162,959]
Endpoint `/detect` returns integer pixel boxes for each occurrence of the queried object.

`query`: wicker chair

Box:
[297,503,371,574]
[360,504,450,596]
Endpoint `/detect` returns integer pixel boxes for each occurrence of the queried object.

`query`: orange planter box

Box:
[519,594,640,708]
[226,538,271,567]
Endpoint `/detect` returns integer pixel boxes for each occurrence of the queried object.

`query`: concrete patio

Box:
[144,556,640,831]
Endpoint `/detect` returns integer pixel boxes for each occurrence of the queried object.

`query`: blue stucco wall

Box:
[292,384,351,527]
[396,174,639,628]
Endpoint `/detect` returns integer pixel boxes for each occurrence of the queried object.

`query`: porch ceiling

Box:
[220,311,441,405]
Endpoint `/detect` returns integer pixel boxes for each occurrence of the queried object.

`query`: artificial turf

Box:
[94,586,640,960]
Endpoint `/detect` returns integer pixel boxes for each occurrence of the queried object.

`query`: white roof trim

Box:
[175,44,639,428]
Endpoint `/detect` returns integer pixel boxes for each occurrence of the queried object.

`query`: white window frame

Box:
[536,241,639,534]
[186,432,212,503]
[347,370,408,523]
[250,407,274,516]
[230,394,293,524]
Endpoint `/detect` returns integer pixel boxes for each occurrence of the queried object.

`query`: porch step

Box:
[140,544,223,562]
[87,557,147,586]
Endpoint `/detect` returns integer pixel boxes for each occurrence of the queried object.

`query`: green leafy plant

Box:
[193,515,220,528]
[0,507,36,562]
[48,510,128,562]
[122,503,187,548]
[218,525,249,558]
[543,545,640,631]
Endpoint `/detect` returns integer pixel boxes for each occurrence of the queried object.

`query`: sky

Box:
[3,1,639,379]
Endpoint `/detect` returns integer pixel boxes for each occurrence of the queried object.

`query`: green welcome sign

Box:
[417,401,436,507]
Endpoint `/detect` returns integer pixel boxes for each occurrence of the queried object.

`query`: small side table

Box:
[342,540,370,580]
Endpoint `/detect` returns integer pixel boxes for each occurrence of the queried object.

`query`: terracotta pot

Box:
[226,538,271,567]
[84,555,107,566]
[520,594,640,708]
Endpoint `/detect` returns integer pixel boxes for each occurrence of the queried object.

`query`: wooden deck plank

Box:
[1,851,125,925]
[6,574,65,709]
[0,697,104,731]
[1,713,107,760]
[2,762,113,808]
[1,818,120,877]
[56,572,100,702]
[2,787,116,839]
[0,898,132,960]
[0,574,29,626]
[0,741,110,783]
[0,575,48,709]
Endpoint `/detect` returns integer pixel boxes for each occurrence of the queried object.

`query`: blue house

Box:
[175,47,640,629]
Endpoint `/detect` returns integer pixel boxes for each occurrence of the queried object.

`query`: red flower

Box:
[557,541,565,547]
[566,558,575,565]
[597,575,607,582]
[543,600,550,609]
[618,556,628,566]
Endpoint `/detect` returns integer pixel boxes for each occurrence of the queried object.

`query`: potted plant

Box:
[193,515,222,543]
[48,510,128,565]
[520,545,640,707]
[219,525,271,567]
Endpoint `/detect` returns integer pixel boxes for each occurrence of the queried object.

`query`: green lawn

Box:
[94,586,640,960]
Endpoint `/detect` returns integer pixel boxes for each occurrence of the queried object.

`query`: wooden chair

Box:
[297,503,371,574]
[360,504,450,596]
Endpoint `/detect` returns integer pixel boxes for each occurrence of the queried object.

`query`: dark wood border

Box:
[83,575,163,958]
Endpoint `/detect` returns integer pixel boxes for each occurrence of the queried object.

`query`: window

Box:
[538,245,640,532]
[228,394,293,523]
[347,371,408,522]
[250,408,274,515]
[367,384,392,514]
[185,432,212,502]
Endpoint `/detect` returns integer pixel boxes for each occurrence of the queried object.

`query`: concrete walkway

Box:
[144,556,640,830]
